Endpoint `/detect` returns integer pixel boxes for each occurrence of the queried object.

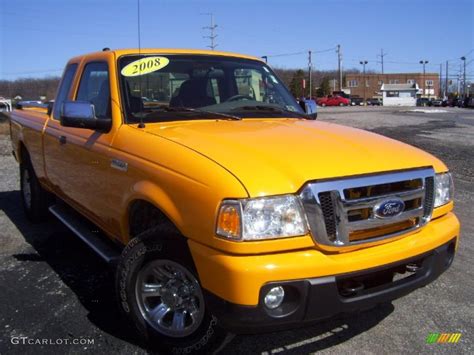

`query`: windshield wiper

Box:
[231,105,310,119]
[148,105,241,121]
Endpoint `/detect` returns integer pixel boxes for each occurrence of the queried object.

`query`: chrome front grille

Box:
[299,168,435,249]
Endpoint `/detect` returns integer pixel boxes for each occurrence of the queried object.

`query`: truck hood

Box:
[144,119,446,196]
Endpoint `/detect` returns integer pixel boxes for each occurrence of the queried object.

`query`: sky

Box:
[0,0,473,80]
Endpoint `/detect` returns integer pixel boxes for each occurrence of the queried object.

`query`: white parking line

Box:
[261,324,349,354]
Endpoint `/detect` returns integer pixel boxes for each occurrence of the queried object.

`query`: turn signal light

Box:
[216,203,241,240]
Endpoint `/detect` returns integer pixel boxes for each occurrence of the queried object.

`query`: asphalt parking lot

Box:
[0,106,473,354]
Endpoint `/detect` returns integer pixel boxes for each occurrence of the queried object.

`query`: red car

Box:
[317,95,350,107]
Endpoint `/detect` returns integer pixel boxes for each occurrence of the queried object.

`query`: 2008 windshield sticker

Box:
[121,56,170,77]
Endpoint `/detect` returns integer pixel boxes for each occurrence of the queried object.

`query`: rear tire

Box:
[20,151,50,222]
[116,228,226,354]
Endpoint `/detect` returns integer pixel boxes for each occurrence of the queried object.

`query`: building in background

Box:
[0,97,13,112]
[380,83,418,106]
[345,73,440,99]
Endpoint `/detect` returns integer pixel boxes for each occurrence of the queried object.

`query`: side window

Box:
[76,62,110,119]
[53,64,78,120]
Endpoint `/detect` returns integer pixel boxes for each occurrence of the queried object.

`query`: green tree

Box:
[289,69,306,98]
[316,77,331,97]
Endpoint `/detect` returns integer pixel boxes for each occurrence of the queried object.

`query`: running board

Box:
[49,204,120,264]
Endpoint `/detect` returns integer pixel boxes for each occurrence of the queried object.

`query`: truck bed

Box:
[10,107,50,180]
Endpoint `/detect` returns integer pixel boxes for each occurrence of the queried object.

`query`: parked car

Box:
[431,98,443,107]
[317,95,350,107]
[332,91,350,99]
[366,98,382,106]
[462,97,470,108]
[350,97,364,106]
[416,98,431,106]
[446,97,463,107]
[466,97,474,108]
[9,48,459,354]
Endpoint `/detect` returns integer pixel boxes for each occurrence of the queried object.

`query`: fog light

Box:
[264,286,285,309]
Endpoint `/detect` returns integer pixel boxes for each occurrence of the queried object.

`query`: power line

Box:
[266,47,335,58]
[312,47,337,54]
[445,49,474,62]
[2,25,133,38]
[1,69,63,76]
[266,51,306,58]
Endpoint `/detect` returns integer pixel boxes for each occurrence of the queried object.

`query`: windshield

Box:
[118,54,305,123]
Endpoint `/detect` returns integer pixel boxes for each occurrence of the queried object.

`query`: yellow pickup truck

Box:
[9,48,459,353]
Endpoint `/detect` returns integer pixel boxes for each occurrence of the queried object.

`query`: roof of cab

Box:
[69,48,263,63]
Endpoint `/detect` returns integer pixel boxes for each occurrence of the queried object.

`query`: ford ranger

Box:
[9,49,459,354]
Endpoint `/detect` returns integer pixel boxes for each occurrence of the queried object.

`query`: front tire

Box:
[116,228,226,354]
[20,151,50,222]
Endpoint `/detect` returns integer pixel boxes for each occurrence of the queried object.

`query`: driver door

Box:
[43,61,118,231]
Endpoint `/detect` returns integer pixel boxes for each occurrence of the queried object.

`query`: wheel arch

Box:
[123,181,185,243]
[125,198,193,269]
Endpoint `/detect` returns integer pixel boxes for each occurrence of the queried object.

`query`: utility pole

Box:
[261,56,268,63]
[461,56,466,99]
[445,61,449,98]
[337,44,342,90]
[457,67,461,95]
[360,60,368,104]
[419,60,428,97]
[378,49,388,74]
[439,63,442,99]
[308,50,312,99]
[202,13,218,50]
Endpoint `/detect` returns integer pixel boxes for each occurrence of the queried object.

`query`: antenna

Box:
[137,0,145,128]
[202,13,218,50]
[137,0,141,53]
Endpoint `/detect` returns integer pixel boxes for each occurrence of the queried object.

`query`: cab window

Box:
[76,62,110,119]
[118,54,304,123]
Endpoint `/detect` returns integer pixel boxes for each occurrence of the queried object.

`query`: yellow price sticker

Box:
[121,56,170,77]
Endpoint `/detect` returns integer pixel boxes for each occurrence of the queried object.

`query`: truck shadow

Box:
[222,303,394,354]
[1,190,394,354]
[0,190,142,348]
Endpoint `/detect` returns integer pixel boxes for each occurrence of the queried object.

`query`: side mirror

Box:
[47,101,54,116]
[301,99,318,120]
[60,101,112,132]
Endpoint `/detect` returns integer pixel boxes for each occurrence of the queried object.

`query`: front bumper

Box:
[190,212,459,306]
[205,237,457,333]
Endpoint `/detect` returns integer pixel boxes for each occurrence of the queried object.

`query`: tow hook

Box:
[340,280,364,296]
[406,263,420,273]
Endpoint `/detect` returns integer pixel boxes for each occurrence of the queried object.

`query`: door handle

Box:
[59,135,67,145]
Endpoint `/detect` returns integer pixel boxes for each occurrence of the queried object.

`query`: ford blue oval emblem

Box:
[374,199,405,219]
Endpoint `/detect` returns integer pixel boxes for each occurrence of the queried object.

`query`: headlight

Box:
[216,195,308,241]
[434,172,454,208]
